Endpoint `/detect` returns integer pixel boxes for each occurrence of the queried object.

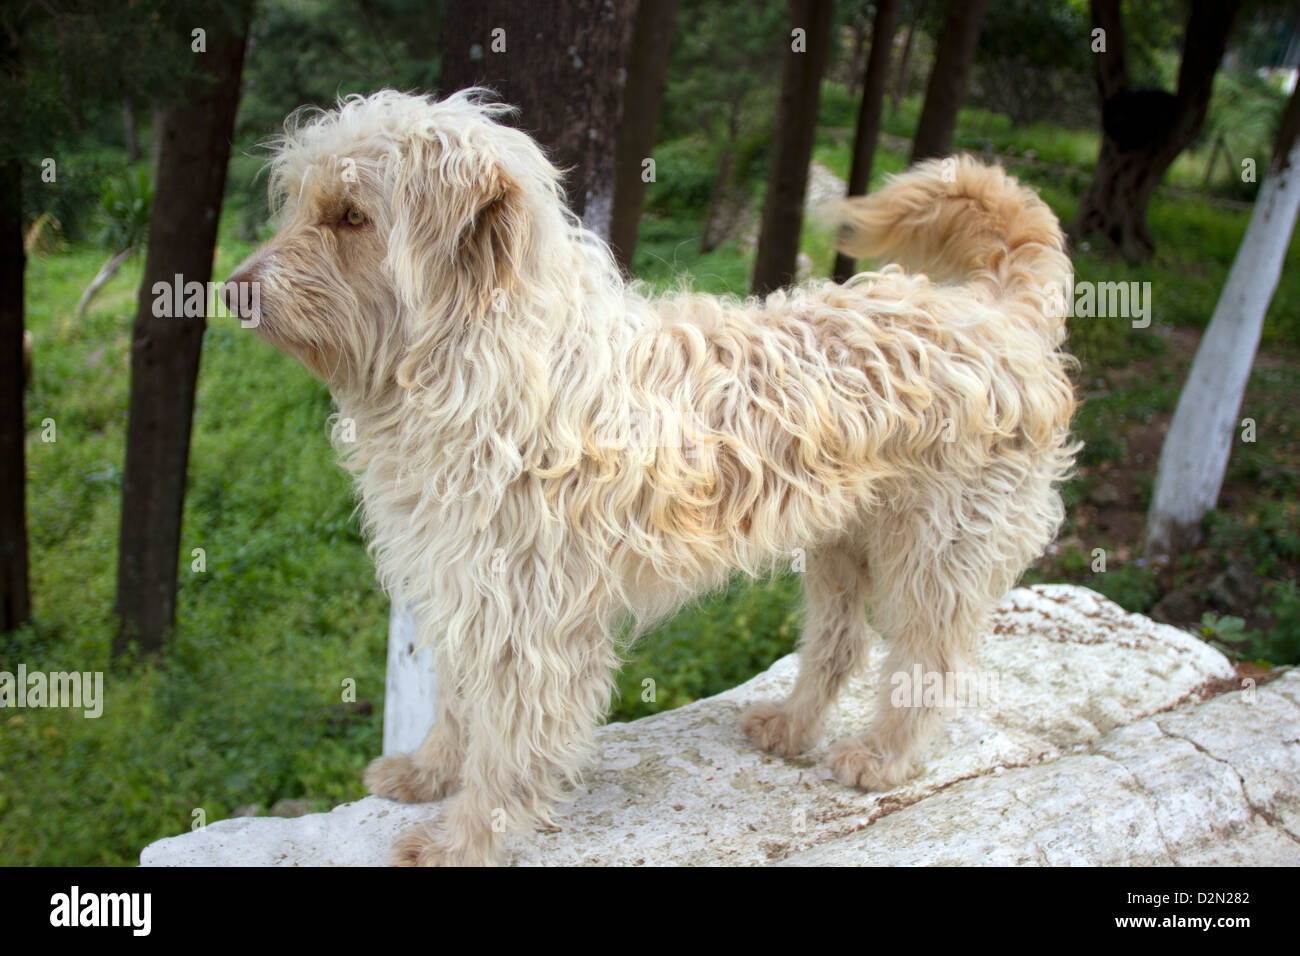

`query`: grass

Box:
[5,86,1300,865]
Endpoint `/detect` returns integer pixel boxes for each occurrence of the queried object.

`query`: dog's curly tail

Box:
[833,155,1071,340]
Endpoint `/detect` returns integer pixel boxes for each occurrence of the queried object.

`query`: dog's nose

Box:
[220,277,242,314]
[222,256,261,317]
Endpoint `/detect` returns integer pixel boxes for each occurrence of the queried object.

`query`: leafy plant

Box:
[1198,611,1250,652]
[96,164,153,254]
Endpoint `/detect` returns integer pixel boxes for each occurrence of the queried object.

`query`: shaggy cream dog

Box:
[225,90,1077,866]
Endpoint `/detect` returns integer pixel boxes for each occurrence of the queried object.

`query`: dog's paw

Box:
[743,701,816,757]
[388,821,494,867]
[364,753,458,803]
[828,735,918,791]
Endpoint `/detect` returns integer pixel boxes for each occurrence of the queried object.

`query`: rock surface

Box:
[141,585,1300,866]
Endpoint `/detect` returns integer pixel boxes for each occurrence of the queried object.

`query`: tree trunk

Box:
[1145,84,1300,562]
[609,0,680,272]
[440,0,636,239]
[700,143,736,254]
[0,22,29,633]
[115,2,251,655]
[148,110,165,170]
[0,154,29,633]
[833,0,900,283]
[383,602,436,755]
[910,0,989,163]
[1074,0,1243,262]
[751,0,835,297]
[1074,119,1182,262]
[76,247,134,321]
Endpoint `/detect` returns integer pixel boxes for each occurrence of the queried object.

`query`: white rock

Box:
[140,585,1299,866]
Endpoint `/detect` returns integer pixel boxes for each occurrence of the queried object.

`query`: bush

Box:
[24,146,131,242]
[1258,580,1300,664]
[96,164,152,252]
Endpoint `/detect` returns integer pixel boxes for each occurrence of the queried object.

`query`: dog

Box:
[224,89,1078,866]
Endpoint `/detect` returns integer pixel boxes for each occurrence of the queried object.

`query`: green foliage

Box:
[972,0,1094,127]
[1092,563,1164,615]
[644,136,735,223]
[1256,580,1300,664]
[1205,503,1300,580]
[24,146,137,243]
[96,165,152,253]
[658,0,788,143]
[817,81,859,129]
[10,0,219,239]
[1198,581,1300,665]
[1072,376,1178,468]
[1198,611,1249,648]
[1048,548,1163,614]
[236,0,442,140]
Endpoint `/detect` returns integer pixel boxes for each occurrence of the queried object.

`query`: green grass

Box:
[6,85,1300,865]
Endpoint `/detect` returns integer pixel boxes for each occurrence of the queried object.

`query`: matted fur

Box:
[226,90,1078,866]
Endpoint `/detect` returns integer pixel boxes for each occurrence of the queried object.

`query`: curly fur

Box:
[225,89,1079,866]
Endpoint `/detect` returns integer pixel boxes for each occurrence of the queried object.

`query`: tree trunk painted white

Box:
[1145,138,1300,560]
[382,602,437,756]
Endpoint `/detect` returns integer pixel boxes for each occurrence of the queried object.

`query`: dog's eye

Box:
[344,208,366,227]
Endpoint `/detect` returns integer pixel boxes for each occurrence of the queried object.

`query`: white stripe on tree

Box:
[382,601,436,755]
[1145,136,1300,560]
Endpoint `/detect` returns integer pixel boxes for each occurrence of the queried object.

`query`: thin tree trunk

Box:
[700,143,736,254]
[1074,125,1183,261]
[115,2,251,655]
[910,0,989,163]
[440,0,636,237]
[833,0,900,283]
[0,154,29,632]
[700,102,743,254]
[0,23,29,632]
[1074,0,1243,262]
[1145,85,1300,562]
[610,0,680,272]
[752,0,835,297]
[76,247,134,321]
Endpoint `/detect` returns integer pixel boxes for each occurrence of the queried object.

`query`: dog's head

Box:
[225,90,563,397]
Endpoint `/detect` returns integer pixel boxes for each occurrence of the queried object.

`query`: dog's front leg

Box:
[365,670,465,803]
[387,599,616,866]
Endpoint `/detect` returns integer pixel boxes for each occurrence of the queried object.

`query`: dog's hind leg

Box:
[743,546,873,757]
[364,683,465,803]
[829,508,1006,791]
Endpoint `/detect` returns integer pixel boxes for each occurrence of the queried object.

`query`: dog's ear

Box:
[387,132,531,334]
